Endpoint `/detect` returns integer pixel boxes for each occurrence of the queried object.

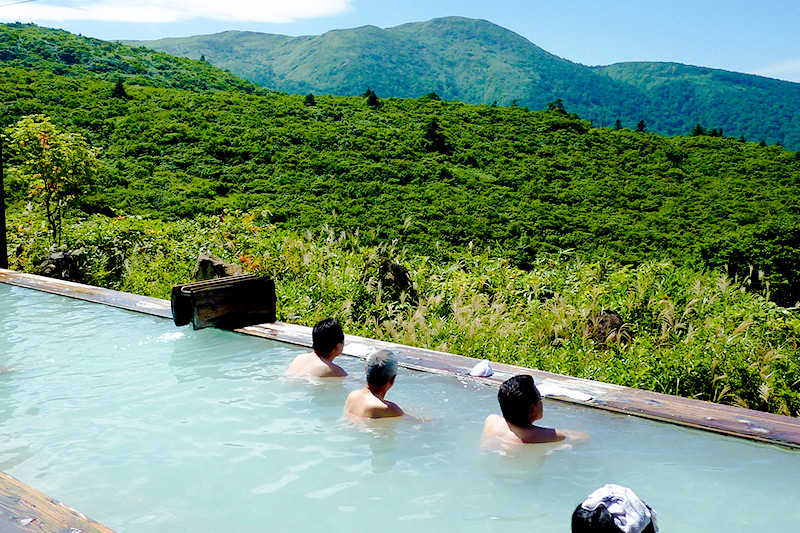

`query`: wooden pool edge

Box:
[0,471,116,533]
[3,268,800,453]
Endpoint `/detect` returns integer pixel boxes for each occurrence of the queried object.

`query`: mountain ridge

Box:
[125,16,800,149]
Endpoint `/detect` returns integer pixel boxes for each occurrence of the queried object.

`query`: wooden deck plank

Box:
[3,267,799,449]
[0,269,171,319]
[0,472,115,533]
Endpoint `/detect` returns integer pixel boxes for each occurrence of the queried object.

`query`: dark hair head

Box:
[497,374,541,426]
[312,318,344,356]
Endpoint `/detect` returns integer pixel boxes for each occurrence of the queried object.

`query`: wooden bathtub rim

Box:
[2,268,799,450]
[0,471,116,533]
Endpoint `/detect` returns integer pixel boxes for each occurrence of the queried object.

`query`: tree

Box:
[304,93,316,106]
[547,99,565,113]
[614,119,622,130]
[112,77,128,99]
[636,119,647,133]
[365,89,380,108]
[423,119,450,155]
[691,123,707,136]
[8,115,99,246]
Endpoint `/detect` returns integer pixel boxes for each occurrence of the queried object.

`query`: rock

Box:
[192,252,245,281]
[362,256,417,304]
[35,249,84,282]
[583,309,632,346]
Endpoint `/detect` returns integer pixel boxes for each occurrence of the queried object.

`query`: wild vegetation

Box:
[2,23,799,416]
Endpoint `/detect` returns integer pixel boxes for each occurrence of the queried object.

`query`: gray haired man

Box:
[345,350,404,419]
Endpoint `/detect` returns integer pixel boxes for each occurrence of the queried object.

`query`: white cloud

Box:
[751,59,800,84]
[0,0,354,24]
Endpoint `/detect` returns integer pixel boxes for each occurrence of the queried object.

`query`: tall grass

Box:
[7,210,800,416]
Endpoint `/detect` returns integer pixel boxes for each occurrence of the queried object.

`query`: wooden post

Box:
[0,131,7,269]
[171,274,277,330]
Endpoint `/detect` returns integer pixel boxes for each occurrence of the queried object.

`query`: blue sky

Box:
[2,0,799,83]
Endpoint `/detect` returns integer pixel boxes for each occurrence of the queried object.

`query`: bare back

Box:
[482,413,565,444]
[344,388,404,419]
[287,351,347,378]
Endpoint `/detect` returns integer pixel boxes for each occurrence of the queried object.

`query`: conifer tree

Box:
[112,77,128,99]
[366,90,380,108]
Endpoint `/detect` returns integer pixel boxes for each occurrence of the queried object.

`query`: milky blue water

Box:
[1,283,798,532]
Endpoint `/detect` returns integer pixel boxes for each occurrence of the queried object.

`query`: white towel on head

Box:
[581,484,658,533]
[468,359,493,377]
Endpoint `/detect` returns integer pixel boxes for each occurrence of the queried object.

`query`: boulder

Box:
[192,253,245,281]
[35,249,84,282]
[362,256,417,304]
[583,309,632,346]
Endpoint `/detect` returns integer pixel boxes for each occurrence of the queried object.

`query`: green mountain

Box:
[3,22,800,306]
[127,16,800,150]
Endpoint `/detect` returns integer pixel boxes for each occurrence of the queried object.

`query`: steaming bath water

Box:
[0,284,797,532]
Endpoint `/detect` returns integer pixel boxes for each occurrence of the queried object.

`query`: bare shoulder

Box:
[345,390,403,419]
[378,400,404,418]
[286,352,314,375]
[483,413,507,435]
[287,352,347,378]
[522,425,567,444]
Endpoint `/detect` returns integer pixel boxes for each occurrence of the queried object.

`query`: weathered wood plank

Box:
[171,275,276,329]
[0,472,115,533]
[0,269,171,319]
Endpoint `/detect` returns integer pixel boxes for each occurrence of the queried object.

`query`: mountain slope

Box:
[128,16,800,149]
[127,18,657,121]
[0,22,262,94]
[595,61,800,149]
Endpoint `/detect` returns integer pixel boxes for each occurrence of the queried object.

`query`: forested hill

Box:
[126,16,800,150]
[2,23,800,305]
[0,22,263,94]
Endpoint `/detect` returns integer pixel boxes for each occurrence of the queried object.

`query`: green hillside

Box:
[0,22,263,94]
[128,16,800,150]
[596,62,800,150]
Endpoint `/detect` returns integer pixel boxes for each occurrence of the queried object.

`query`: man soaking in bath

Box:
[344,350,404,418]
[482,374,585,445]
[287,318,347,378]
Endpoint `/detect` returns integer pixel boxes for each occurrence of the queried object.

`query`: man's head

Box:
[365,350,398,387]
[498,374,541,426]
[312,318,344,356]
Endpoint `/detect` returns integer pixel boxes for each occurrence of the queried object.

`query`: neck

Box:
[366,383,389,400]
[316,351,335,362]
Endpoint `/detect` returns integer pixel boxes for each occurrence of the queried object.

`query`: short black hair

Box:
[312,318,344,356]
[497,374,541,426]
